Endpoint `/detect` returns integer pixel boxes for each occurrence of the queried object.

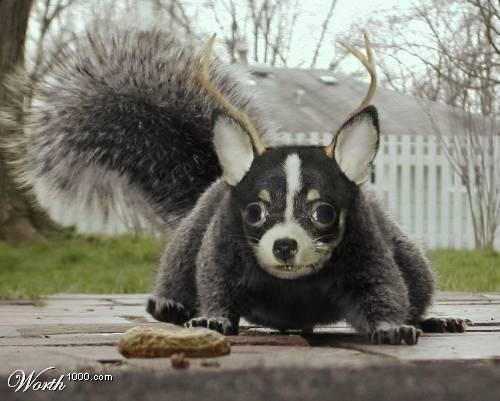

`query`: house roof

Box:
[246,66,496,140]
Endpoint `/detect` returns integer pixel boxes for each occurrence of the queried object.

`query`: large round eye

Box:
[311,202,336,228]
[244,202,266,227]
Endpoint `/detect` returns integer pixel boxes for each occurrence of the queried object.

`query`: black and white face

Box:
[234,148,352,279]
[212,106,379,279]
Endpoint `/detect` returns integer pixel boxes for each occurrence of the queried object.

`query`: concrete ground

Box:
[1,292,499,400]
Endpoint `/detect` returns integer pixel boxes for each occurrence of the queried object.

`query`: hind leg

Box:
[393,239,469,334]
[147,227,201,324]
[370,201,435,323]
[147,242,199,324]
[147,181,227,325]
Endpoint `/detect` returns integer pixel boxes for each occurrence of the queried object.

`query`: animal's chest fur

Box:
[240,270,343,330]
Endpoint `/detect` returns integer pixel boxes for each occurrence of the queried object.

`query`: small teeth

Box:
[276,265,300,271]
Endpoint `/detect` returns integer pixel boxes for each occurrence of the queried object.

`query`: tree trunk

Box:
[0,0,53,242]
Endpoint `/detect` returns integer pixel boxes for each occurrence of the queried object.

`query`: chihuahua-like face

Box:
[213,106,380,279]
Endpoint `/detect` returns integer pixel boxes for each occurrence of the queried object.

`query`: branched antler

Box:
[193,34,267,155]
[325,33,377,158]
[339,33,377,119]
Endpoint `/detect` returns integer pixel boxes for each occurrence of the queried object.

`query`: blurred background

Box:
[0,0,498,298]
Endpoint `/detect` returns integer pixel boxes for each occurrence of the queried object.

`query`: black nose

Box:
[273,238,298,261]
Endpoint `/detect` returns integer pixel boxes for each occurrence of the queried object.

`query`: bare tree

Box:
[310,0,337,68]
[346,0,498,114]
[467,0,500,55]
[0,0,46,242]
[152,0,196,38]
[428,106,499,249]
[25,0,79,103]
[207,0,337,67]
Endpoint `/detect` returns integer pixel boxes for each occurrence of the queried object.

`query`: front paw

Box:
[370,324,422,345]
[185,316,238,335]
[147,296,189,325]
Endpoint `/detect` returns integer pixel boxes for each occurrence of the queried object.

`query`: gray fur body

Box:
[151,177,435,333]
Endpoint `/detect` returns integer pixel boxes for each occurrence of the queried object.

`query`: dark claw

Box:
[146,297,155,315]
[446,318,467,333]
[208,318,222,332]
[187,317,208,328]
[185,316,238,335]
[387,327,401,345]
[457,319,468,333]
[147,296,189,325]
[419,317,469,333]
[370,325,421,345]
[420,317,446,332]
[447,318,458,333]
[401,325,421,345]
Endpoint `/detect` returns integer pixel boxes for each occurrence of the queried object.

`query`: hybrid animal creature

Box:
[5,29,467,345]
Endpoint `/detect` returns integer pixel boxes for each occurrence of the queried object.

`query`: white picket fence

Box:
[275,131,500,250]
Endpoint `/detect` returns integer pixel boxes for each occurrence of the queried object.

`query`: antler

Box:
[340,33,377,118]
[192,34,267,156]
[325,33,377,158]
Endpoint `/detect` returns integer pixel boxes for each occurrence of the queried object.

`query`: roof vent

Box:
[295,89,306,105]
[249,63,273,77]
[319,75,338,85]
[235,39,248,65]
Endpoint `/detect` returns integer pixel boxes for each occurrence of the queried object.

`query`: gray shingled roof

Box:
[247,67,496,139]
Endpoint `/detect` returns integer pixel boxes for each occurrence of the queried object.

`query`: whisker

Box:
[312,234,335,242]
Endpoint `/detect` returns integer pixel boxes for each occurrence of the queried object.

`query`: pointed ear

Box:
[331,105,380,184]
[213,116,255,186]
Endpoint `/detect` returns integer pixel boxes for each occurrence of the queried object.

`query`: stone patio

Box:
[1,292,499,400]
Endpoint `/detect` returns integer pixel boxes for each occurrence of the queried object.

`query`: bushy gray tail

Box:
[1,29,268,234]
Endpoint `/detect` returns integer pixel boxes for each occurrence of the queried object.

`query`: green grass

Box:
[0,235,498,298]
[0,235,162,299]
[429,249,500,292]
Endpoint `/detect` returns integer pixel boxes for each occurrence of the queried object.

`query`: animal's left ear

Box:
[213,116,255,186]
[194,34,267,186]
[327,105,379,185]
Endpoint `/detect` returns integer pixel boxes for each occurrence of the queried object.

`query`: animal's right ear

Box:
[325,34,379,185]
[213,116,255,186]
[327,106,380,185]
